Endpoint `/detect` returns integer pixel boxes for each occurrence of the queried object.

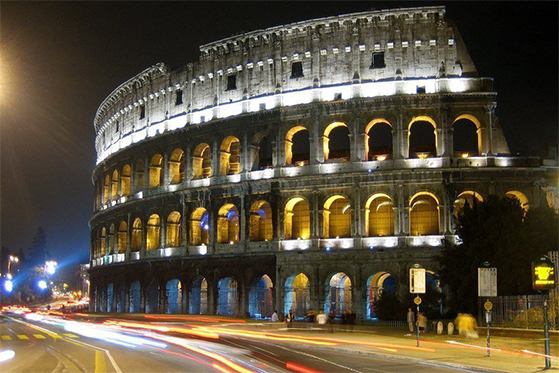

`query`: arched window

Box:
[410,193,439,235]
[217,204,240,244]
[189,276,208,314]
[166,211,182,247]
[323,195,351,238]
[454,191,483,217]
[149,154,163,188]
[325,272,352,315]
[409,117,437,158]
[146,214,161,250]
[453,115,481,157]
[220,136,241,175]
[108,224,116,254]
[249,201,273,241]
[111,170,119,200]
[190,208,209,245]
[103,175,110,204]
[366,194,394,236]
[366,272,397,319]
[217,277,238,316]
[168,148,185,184]
[365,120,393,161]
[117,221,127,253]
[134,159,145,192]
[166,279,182,314]
[100,227,107,256]
[121,164,131,196]
[505,190,529,212]
[284,198,310,240]
[284,273,310,319]
[286,126,310,166]
[131,218,142,252]
[324,122,350,161]
[193,143,212,179]
[248,275,273,319]
[254,135,273,170]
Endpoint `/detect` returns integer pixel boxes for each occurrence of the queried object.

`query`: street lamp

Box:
[45,261,57,275]
[7,255,18,278]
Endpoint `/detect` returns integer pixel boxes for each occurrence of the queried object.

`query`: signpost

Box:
[532,256,556,369]
[410,264,426,347]
[478,263,497,357]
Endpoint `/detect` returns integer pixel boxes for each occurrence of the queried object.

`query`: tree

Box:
[27,228,48,268]
[438,195,558,315]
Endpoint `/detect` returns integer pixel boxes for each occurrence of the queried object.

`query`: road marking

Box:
[17,334,29,340]
[33,334,46,339]
[63,333,79,338]
[95,350,107,373]
[1,335,12,341]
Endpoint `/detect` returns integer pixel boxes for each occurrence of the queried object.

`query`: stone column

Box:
[310,266,320,312]
[485,105,496,155]
[160,212,167,249]
[311,191,320,240]
[211,139,219,178]
[182,196,189,251]
[144,156,150,190]
[124,281,130,313]
[353,266,362,321]
[163,151,170,185]
[242,132,249,173]
[126,213,132,256]
[275,266,284,316]
[310,118,323,164]
[238,275,247,318]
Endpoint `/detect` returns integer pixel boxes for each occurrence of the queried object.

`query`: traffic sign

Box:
[484,300,493,312]
[414,296,422,305]
[478,267,497,297]
[410,264,426,294]
[532,256,556,291]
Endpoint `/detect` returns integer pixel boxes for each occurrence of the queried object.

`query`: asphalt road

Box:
[0,315,472,373]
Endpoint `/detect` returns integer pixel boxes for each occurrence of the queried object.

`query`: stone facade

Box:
[89,6,558,319]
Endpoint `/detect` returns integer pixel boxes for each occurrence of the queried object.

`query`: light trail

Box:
[285,361,320,373]
[522,350,559,360]
[107,320,220,339]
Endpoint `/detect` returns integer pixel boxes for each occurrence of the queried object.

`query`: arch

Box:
[131,218,142,252]
[217,204,239,244]
[111,170,119,200]
[284,273,310,319]
[365,193,394,236]
[166,279,182,314]
[366,272,397,319]
[217,277,238,316]
[286,126,310,166]
[324,272,352,315]
[409,116,437,158]
[323,195,351,238]
[249,201,273,241]
[284,197,310,240]
[134,159,145,192]
[115,282,126,313]
[190,207,209,245]
[365,119,393,161]
[166,211,182,247]
[410,192,440,235]
[117,221,127,253]
[454,191,483,217]
[453,115,481,157]
[146,214,161,250]
[505,190,530,212]
[103,175,110,204]
[121,164,131,196]
[220,136,241,176]
[254,135,273,170]
[193,143,212,179]
[189,276,208,314]
[106,283,114,312]
[145,280,159,314]
[108,224,116,254]
[323,122,350,161]
[149,154,163,188]
[248,275,273,319]
[129,281,141,313]
[169,148,185,184]
[100,227,107,256]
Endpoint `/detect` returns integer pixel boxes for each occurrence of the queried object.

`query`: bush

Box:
[373,292,407,321]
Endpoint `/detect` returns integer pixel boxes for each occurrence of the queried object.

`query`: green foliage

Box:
[27,227,48,267]
[373,292,407,320]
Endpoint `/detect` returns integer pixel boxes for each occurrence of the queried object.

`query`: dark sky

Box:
[1,1,557,269]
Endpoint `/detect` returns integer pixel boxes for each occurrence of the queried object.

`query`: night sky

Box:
[1,2,557,269]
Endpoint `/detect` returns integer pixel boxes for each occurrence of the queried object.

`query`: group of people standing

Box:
[407,307,427,332]
[270,308,356,332]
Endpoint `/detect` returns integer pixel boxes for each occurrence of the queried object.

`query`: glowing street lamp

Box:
[45,261,57,275]
[3,279,13,293]
[7,255,18,277]
[38,280,48,290]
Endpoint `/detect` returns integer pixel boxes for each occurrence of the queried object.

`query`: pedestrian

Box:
[328,310,336,333]
[455,313,478,339]
[271,310,278,322]
[407,308,415,332]
[316,310,328,332]
[307,309,316,330]
[417,312,427,333]
[347,309,356,332]
[286,309,294,329]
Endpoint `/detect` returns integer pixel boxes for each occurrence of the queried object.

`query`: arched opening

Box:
[100,227,107,256]
[505,190,530,212]
[193,143,212,179]
[116,282,126,313]
[217,204,239,244]
[454,191,483,217]
[129,281,141,313]
[189,277,208,314]
[254,135,273,170]
[121,164,131,196]
[366,272,397,319]
[323,195,351,238]
[409,117,437,158]
[190,208,209,245]
[131,218,142,252]
[166,279,182,314]
[248,275,273,319]
[108,224,116,254]
[366,120,393,161]
[117,221,127,253]
[103,175,110,204]
[149,154,164,188]
[134,159,145,192]
[146,214,161,250]
[325,272,352,315]
[365,194,394,236]
[286,126,310,166]
[453,115,481,157]
[284,198,310,240]
[217,277,238,316]
[166,211,182,247]
[249,201,273,241]
[145,280,159,314]
[169,148,185,184]
[220,136,241,176]
[410,193,440,235]
[111,170,119,200]
[106,283,114,312]
[324,122,350,161]
[284,273,310,319]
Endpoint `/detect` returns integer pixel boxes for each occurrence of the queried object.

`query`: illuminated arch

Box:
[323,195,351,238]
[121,164,131,196]
[365,119,393,161]
[217,204,240,244]
[284,273,310,318]
[453,114,481,157]
[248,274,273,319]
[323,122,350,161]
[103,175,110,204]
[193,143,212,179]
[454,191,483,217]
[410,192,440,235]
[190,207,209,245]
[408,116,437,158]
[217,277,239,316]
[166,211,182,247]
[169,148,185,184]
[325,272,352,314]
[505,190,529,212]
[189,276,208,314]
[117,221,127,253]
[284,197,310,240]
[220,136,241,176]
[131,218,142,252]
[146,214,161,250]
[365,193,394,236]
[111,170,119,200]
[166,279,182,314]
[108,224,116,254]
[149,154,163,188]
[252,133,273,170]
[286,126,310,165]
[134,159,145,192]
[100,227,107,256]
[249,201,273,241]
[366,272,397,319]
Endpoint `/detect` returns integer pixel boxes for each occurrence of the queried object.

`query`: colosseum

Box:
[89,6,558,319]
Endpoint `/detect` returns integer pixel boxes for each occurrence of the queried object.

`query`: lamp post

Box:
[7,255,18,279]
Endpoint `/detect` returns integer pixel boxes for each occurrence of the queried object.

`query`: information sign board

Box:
[410,265,426,294]
[478,267,498,297]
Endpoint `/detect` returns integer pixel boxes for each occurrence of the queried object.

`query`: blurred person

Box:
[418,312,427,333]
[271,310,278,322]
[316,310,328,332]
[455,313,478,339]
[307,309,316,330]
[286,309,294,329]
[407,308,415,332]
[328,310,336,333]
[347,309,356,332]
